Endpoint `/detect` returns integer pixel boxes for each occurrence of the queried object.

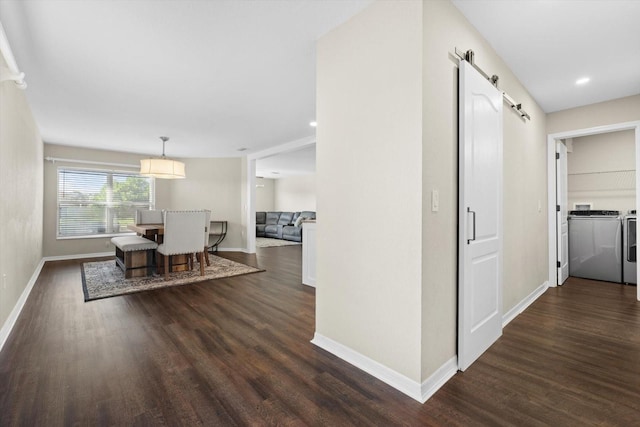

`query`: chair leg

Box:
[204,247,210,266]
[164,255,169,280]
[199,251,205,276]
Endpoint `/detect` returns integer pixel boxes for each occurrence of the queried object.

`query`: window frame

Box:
[56,166,156,240]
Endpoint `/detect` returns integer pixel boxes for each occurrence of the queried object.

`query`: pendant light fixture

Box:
[140,136,186,179]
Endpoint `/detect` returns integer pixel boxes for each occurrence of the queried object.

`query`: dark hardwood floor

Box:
[1,248,639,426]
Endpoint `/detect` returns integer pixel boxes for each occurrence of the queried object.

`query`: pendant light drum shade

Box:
[139,158,185,179]
[140,136,186,179]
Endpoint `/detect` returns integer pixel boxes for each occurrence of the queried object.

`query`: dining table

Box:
[127,223,164,242]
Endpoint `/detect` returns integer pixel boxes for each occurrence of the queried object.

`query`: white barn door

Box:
[458,60,504,372]
[556,141,569,285]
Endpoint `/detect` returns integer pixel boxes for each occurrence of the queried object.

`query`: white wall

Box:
[317,0,424,382]
[567,130,636,213]
[168,158,244,250]
[0,53,44,331]
[274,174,316,212]
[255,177,275,211]
[421,0,548,379]
[42,144,171,257]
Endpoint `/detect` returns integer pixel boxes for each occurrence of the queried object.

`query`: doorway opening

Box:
[547,121,640,301]
[245,137,315,253]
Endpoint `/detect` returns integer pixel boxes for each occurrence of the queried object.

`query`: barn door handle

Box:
[467,207,476,244]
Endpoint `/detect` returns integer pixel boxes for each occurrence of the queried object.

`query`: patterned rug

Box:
[256,237,301,248]
[81,255,264,301]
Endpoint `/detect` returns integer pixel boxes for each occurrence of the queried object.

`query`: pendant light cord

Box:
[160,136,169,158]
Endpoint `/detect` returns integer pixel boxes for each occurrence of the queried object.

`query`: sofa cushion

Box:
[265,212,281,225]
[278,212,294,225]
[264,224,284,239]
[256,211,266,225]
[282,225,302,242]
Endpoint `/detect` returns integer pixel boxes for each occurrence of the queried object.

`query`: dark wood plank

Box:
[1,251,640,426]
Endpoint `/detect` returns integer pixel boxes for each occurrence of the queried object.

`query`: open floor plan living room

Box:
[2,0,640,424]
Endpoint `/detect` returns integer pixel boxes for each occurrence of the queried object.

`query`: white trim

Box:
[0,21,27,88]
[43,252,113,262]
[547,121,640,301]
[420,356,458,402]
[502,281,549,327]
[211,247,246,253]
[311,333,457,403]
[56,232,136,241]
[45,156,139,169]
[0,259,45,353]
[246,159,257,253]
[311,333,424,401]
[547,133,558,287]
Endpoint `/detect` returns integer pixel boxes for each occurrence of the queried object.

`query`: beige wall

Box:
[168,158,244,250]
[421,0,548,379]
[256,177,275,211]
[567,131,636,213]
[317,0,549,387]
[317,0,424,382]
[43,144,171,257]
[0,54,44,330]
[274,174,316,212]
[547,94,640,135]
[43,146,245,255]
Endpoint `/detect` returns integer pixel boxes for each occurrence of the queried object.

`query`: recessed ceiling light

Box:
[575,77,590,85]
[309,121,317,127]
[237,147,247,152]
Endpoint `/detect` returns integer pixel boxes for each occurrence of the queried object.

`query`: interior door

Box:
[458,60,504,371]
[556,141,569,285]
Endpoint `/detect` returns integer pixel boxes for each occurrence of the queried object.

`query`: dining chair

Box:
[156,210,207,279]
[135,209,163,225]
[203,210,211,266]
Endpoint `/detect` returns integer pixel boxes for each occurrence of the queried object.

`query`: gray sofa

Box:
[256,211,316,242]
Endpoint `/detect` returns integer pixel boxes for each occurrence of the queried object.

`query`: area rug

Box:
[81,255,264,301]
[256,237,301,248]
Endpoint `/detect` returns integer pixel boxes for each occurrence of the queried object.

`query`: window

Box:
[57,168,155,238]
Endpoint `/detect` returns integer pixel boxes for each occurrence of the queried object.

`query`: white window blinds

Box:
[57,168,155,238]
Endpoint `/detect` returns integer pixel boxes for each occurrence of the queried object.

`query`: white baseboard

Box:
[311,333,458,403]
[214,248,246,253]
[502,280,549,327]
[420,356,458,402]
[43,251,113,262]
[0,258,46,353]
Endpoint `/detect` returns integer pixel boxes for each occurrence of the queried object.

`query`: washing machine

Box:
[568,210,622,283]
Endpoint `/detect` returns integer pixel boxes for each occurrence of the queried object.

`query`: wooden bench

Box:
[111,236,158,278]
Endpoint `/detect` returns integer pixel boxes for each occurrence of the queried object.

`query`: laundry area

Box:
[564,130,637,286]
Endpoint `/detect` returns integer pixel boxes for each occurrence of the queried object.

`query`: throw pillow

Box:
[294,216,305,227]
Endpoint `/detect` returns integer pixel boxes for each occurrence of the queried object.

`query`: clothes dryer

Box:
[623,213,636,284]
